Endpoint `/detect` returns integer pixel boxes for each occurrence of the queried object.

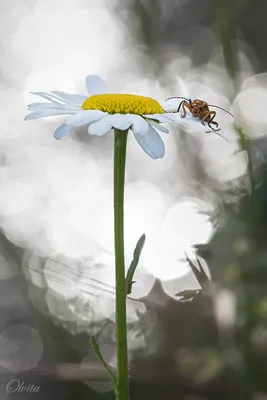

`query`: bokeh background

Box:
[0,0,267,399]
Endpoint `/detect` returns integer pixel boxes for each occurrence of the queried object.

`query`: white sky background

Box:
[0,0,264,338]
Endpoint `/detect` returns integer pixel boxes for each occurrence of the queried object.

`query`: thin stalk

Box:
[113,128,129,400]
[90,337,119,397]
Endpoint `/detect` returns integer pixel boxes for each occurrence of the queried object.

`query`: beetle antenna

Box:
[165,96,190,102]
[208,105,234,118]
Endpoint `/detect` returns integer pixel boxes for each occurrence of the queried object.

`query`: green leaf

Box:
[126,233,146,295]
[90,336,118,395]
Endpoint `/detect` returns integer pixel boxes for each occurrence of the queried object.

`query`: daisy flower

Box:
[25,75,181,159]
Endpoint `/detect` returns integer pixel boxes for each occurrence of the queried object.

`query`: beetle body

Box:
[165,96,234,133]
[178,99,219,131]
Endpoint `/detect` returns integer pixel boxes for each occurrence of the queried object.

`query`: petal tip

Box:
[85,75,108,95]
[24,113,38,121]
[53,123,72,140]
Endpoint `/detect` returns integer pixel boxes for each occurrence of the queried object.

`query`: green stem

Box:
[113,128,129,400]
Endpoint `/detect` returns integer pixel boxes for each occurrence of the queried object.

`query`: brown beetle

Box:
[165,97,234,131]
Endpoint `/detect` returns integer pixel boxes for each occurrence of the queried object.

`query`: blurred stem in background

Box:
[213,0,255,178]
[213,0,238,81]
[213,0,251,88]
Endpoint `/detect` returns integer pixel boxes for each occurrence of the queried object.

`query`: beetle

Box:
[165,96,234,131]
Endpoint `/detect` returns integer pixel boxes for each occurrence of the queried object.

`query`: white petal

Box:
[173,113,211,131]
[27,102,80,113]
[51,91,88,106]
[162,113,186,123]
[31,91,86,107]
[31,91,65,104]
[88,114,132,136]
[27,102,55,109]
[127,115,149,136]
[65,110,106,127]
[85,75,108,95]
[144,113,178,123]
[134,125,165,159]
[208,129,230,141]
[25,112,46,120]
[147,120,169,133]
[162,98,182,112]
[88,115,113,136]
[183,115,229,140]
[24,109,76,120]
[53,124,73,140]
[109,114,132,130]
[165,112,229,140]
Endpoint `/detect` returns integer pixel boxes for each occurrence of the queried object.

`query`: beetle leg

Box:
[201,111,220,131]
[200,111,211,125]
[202,111,215,124]
[177,100,184,113]
[179,101,192,118]
[207,112,220,131]
[209,120,220,131]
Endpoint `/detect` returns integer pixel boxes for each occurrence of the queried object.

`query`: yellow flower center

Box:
[82,94,163,115]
